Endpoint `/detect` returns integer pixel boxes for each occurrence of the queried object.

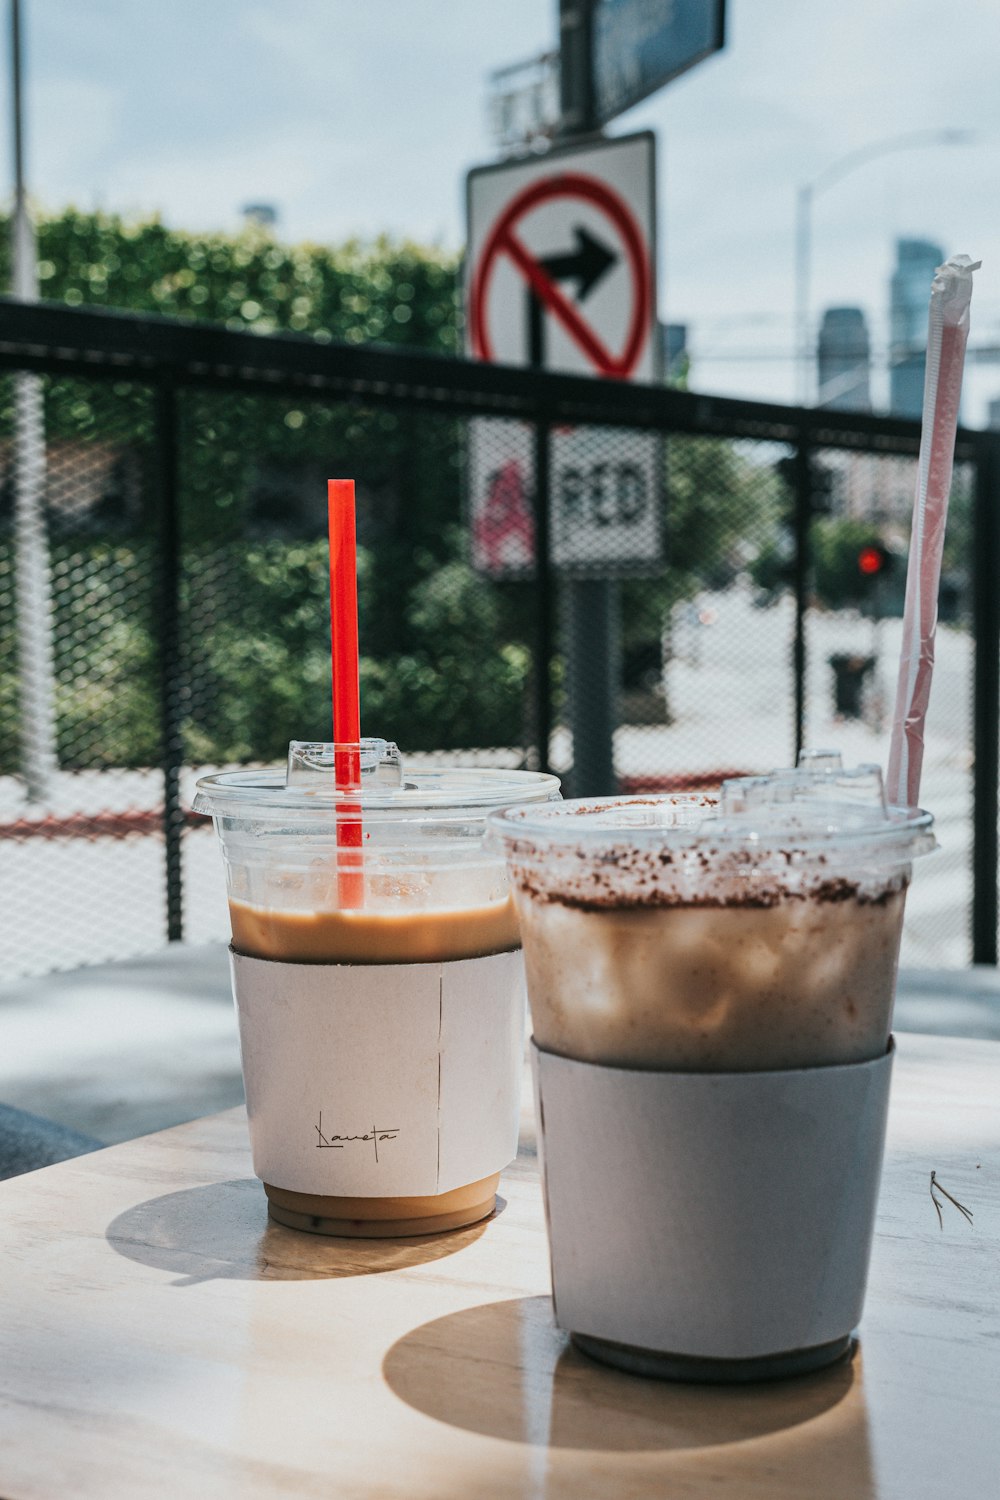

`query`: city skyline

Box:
[5,0,1000,422]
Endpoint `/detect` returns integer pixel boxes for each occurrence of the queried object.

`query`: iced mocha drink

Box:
[490,765,935,1380]
[500,768,930,1073]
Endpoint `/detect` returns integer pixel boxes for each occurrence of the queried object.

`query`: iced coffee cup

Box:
[194,741,559,1237]
[490,762,934,1380]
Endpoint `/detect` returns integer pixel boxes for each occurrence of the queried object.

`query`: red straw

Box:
[328,479,363,908]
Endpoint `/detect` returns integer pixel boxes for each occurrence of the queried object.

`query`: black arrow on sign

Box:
[540,227,618,302]
[527,226,618,369]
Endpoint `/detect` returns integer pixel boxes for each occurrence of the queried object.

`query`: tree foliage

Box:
[1,208,461,352]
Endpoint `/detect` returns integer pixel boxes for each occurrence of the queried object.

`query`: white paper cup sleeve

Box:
[231,948,526,1198]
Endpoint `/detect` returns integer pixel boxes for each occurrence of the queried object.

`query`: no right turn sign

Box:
[468,167,653,379]
[464,132,662,578]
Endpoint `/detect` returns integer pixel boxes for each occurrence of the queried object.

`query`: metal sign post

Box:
[465,134,659,795]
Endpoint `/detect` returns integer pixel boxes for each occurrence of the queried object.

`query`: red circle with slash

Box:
[469,172,652,380]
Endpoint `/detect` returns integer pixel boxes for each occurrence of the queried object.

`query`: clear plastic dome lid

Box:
[490,760,935,868]
[193,739,561,819]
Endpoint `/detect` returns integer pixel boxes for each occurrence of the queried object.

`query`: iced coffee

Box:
[195,743,559,1236]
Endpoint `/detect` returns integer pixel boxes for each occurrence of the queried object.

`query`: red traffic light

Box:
[858,544,888,577]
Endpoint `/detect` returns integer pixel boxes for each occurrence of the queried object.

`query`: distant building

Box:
[889,238,943,417]
[824,450,917,527]
[661,322,688,383]
[817,307,871,411]
[242,203,279,230]
[987,397,1000,430]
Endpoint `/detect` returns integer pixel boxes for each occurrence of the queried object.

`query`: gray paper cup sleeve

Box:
[532,1038,893,1361]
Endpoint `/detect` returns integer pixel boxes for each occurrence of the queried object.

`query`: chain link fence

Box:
[1,369,166,973]
[0,303,996,977]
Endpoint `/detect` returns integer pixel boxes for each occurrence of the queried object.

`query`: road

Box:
[0,583,976,975]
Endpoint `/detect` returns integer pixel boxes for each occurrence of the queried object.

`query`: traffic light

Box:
[858,542,891,578]
[775,455,835,514]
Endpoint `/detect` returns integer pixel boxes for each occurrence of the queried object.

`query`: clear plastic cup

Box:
[194,741,559,1236]
[488,762,935,1380]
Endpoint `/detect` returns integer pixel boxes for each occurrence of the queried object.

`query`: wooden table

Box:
[1,1032,997,1499]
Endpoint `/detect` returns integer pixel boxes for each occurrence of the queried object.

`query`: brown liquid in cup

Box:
[516,886,907,1072]
[229,895,520,964]
[229,895,521,1235]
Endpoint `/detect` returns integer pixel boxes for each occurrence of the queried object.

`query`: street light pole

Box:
[10,0,57,802]
[794,128,973,407]
[794,179,812,406]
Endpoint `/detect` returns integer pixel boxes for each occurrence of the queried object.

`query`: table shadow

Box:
[383,1294,871,1459]
[106,1177,497,1285]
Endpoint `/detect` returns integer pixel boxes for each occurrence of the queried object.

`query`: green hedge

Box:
[0,209,461,353]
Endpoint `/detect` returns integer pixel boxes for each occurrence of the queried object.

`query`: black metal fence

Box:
[1,298,998,976]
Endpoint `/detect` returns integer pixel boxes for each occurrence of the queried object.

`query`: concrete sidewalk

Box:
[1,944,243,1144]
[3,943,999,1147]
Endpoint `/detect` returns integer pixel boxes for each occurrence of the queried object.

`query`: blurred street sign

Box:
[590,0,726,126]
[465,133,661,578]
[487,51,561,154]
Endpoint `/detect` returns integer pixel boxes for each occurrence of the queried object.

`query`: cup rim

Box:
[488,790,935,863]
[193,765,561,817]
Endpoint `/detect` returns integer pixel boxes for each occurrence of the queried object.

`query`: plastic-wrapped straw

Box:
[887,254,980,808]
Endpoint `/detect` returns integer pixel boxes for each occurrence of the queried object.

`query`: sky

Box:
[7,0,1000,423]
